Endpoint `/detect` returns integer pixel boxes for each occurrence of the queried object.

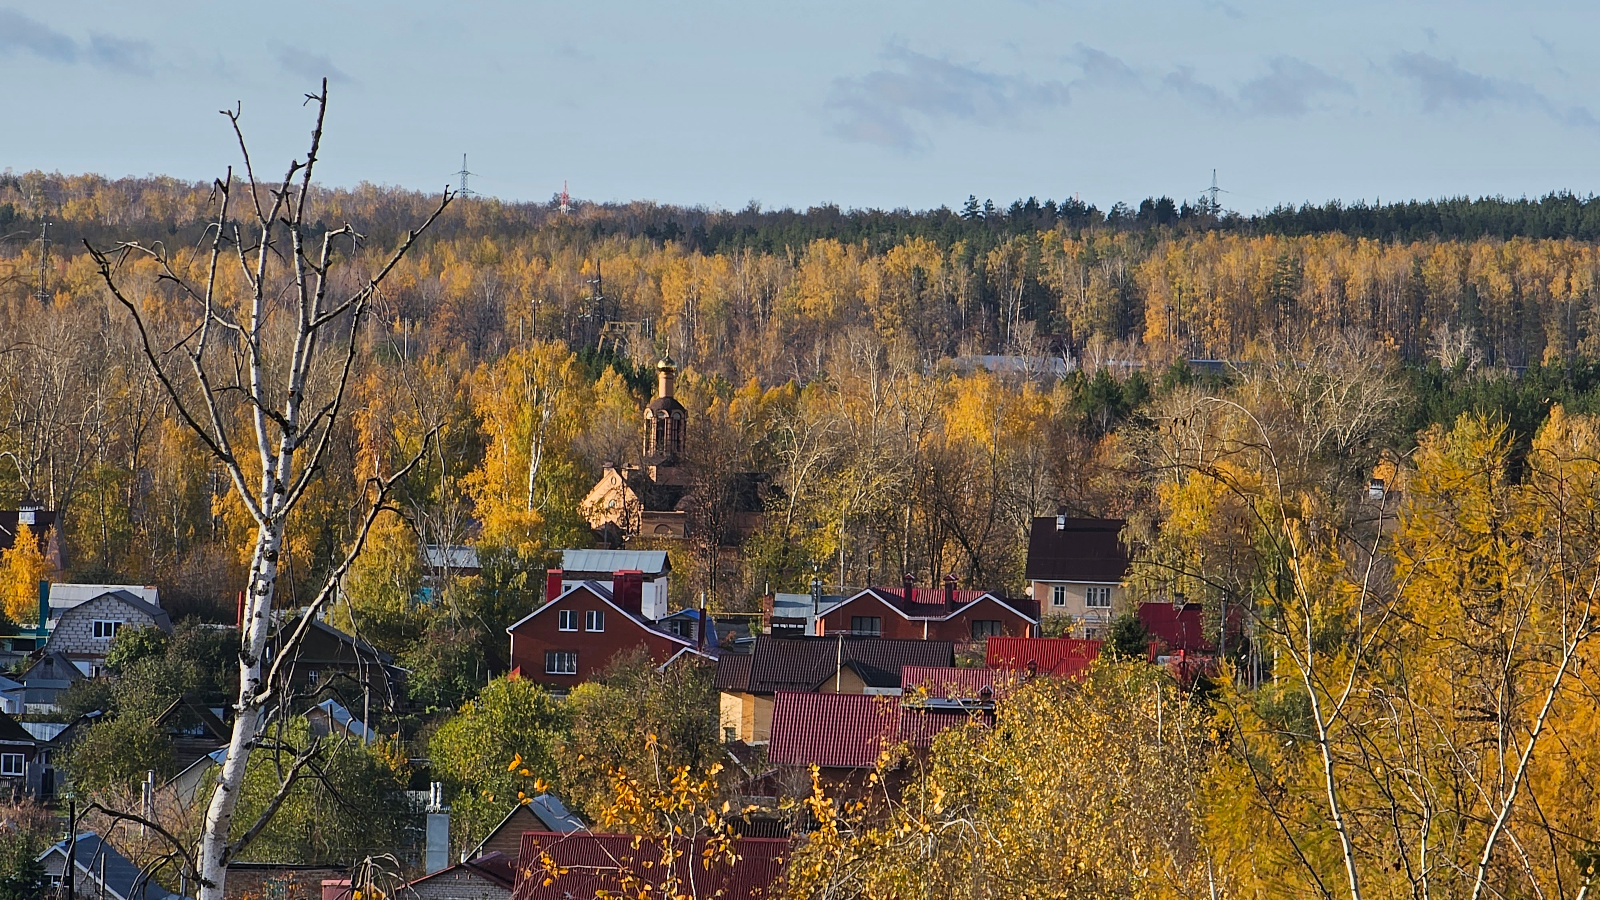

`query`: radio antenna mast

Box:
[35,218,50,305]
[559,181,571,215]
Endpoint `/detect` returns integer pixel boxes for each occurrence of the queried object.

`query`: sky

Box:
[3,1,1600,214]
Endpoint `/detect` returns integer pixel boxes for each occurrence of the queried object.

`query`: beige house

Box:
[1025,516,1130,640]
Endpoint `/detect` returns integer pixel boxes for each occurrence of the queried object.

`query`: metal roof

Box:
[986,636,1102,678]
[727,635,953,695]
[767,692,900,768]
[1024,516,1131,583]
[39,834,183,900]
[514,832,786,900]
[559,549,670,576]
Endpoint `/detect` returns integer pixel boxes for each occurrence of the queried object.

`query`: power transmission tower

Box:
[1203,169,1227,216]
[454,154,476,198]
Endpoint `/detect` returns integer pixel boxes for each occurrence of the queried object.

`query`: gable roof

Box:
[57,590,172,633]
[722,636,954,696]
[410,851,515,891]
[505,583,707,656]
[986,636,1102,678]
[467,796,585,860]
[559,549,670,577]
[39,834,181,900]
[827,587,1039,625]
[309,699,375,743]
[1024,516,1130,583]
[1138,602,1218,653]
[276,617,395,666]
[514,832,786,900]
[0,710,36,746]
[21,650,85,687]
[767,692,900,768]
[154,695,229,742]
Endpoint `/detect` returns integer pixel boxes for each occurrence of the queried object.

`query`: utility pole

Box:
[36,219,50,305]
[454,154,476,199]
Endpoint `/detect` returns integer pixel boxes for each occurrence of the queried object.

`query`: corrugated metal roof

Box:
[38,834,182,900]
[1024,517,1130,583]
[513,832,786,900]
[1139,602,1216,653]
[742,636,953,694]
[897,707,983,748]
[559,549,670,576]
[714,654,753,692]
[900,666,1018,700]
[987,636,1101,678]
[767,692,900,768]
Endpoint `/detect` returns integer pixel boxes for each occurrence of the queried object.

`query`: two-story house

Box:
[44,590,173,677]
[1024,516,1131,639]
[550,549,671,620]
[507,577,712,688]
[815,576,1038,642]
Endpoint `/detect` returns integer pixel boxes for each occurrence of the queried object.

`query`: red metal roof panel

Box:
[766,692,900,768]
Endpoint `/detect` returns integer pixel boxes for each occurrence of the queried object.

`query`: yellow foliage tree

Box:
[0,523,50,624]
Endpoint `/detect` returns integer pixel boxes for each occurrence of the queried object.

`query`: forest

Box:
[7,166,1600,897]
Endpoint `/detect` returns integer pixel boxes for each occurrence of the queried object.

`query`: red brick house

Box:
[507,575,712,687]
[514,831,787,900]
[816,576,1038,642]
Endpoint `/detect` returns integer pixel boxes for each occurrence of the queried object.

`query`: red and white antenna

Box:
[559,181,571,215]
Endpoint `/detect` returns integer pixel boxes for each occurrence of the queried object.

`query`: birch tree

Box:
[84,81,451,900]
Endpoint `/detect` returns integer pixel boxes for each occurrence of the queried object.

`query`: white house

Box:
[1024,516,1131,640]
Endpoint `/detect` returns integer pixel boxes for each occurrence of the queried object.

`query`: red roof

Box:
[1138,602,1215,653]
[767,692,901,768]
[897,707,982,747]
[900,666,1017,700]
[837,587,1040,623]
[986,636,1102,678]
[513,832,787,900]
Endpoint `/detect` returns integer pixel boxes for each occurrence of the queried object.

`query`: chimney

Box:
[697,595,707,651]
[811,577,824,635]
[943,573,958,611]
[1056,515,1067,531]
[37,580,49,633]
[545,569,564,605]
[613,570,644,617]
[424,782,450,874]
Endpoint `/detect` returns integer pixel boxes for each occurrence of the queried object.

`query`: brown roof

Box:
[1024,516,1130,583]
[725,635,954,695]
[514,832,786,900]
[714,653,752,692]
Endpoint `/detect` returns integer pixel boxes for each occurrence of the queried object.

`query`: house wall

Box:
[559,577,670,621]
[48,596,163,664]
[509,589,687,687]
[223,865,346,900]
[818,597,927,640]
[1033,581,1121,636]
[410,871,509,900]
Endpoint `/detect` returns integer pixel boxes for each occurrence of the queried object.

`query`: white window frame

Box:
[545,651,578,675]
[92,620,122,640]
[558,610,578,631]
[0,753,24,776]
[1086,586,1112,608]
[585,609,605,632]
[1051,585,1067,607]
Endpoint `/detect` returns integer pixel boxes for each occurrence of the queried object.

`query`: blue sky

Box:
[3,1,1598,213]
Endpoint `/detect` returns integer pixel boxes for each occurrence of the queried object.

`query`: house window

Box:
[850,616,882,636]
[545,651,578,675]
[585,610,605,632]
[971,620,1004,638]
[558,610,578,631]
[1086,586,1112,608]
[668,618,696,640]
[305,669,319,684]
[0,754,24,776]
[92,620,121,640]
[1051,585,1067,607]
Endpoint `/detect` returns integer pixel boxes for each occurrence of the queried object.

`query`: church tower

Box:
[643,356,685,465]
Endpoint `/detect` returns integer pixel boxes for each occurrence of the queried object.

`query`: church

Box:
[581,357,771,547]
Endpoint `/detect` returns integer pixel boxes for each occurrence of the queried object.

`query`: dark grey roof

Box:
[1024,517,1131,583]
[39,834,182,900]
[724,636,954,695]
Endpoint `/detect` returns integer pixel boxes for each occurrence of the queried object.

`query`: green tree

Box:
[61,714,176,794]
[429,675,569,851]
[105,625,169,675]
[1107,612,1151,659]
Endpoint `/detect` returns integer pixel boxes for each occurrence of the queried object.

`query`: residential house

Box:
[551,549,671,620]
[465,797,585,860]
[421,545,480,603]
[762,587,845,637]
[0,505,65,569]
[46,589,173,676]
[306,698,375,744]
[766,692,901,773]
[48,584,160,622]
[154,696,230,768]
[405,852,513,900]
[0,711,36,799]
[267,617,406,710]
[23,711,101,799]
[716,635,953,744]
[986,636,1103,679]
[1024,516,1131,639]
[0,673,24,715]
[18,650,85,712]
[513,831,787,900]
[40,833,180,900]
[815,576,1038,642]
[507,580,711,688]
[220,863,344,900]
